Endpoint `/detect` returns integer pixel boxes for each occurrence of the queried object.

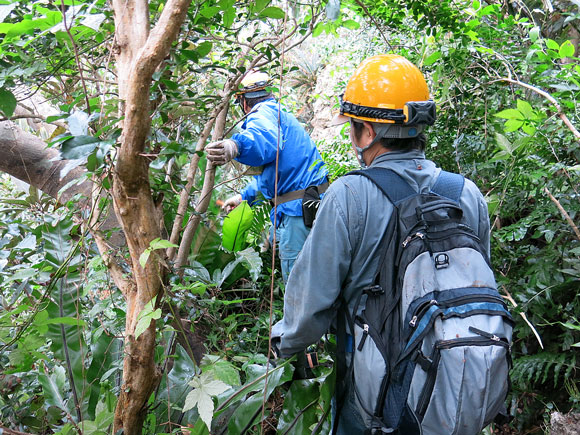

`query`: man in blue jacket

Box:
[206,71,328,282]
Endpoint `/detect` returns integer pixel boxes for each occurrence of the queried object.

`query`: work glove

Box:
[222,194,242,213]
[206,139,238,166]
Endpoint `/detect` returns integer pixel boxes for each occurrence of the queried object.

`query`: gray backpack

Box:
[338,168,514,435]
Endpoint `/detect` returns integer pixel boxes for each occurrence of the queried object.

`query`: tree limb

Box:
[493,77,580,142]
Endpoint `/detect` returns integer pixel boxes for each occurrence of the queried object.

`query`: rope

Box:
[261,4,289,431]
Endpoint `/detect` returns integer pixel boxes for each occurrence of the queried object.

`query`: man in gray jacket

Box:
[271,54,492,433]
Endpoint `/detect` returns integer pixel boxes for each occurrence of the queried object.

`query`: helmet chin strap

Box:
[354,123,424,168]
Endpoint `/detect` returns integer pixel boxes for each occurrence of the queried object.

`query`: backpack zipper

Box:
[407,293,508,332]
[358,324,370,351]
[402,231,425,248]
[415,336,510,417]
[409,299,438,328]
[401,228,481,250]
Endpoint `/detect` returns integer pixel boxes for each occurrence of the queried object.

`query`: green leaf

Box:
[341,19,359,30]
[223,7,235,28]
[529,26,540,42]
[139,248,151,268]
[424,51,441,66]
[149,237,178,250]
[516,100,535,119]
[222,201,254,252]
[312,22,325,37]
[200,6,220,18]
[0,87,17,117]
[134,298,161,339]
[60,135,100,160]
[521,123,536,135]
[546,39,559,50]
[504,119,524,132]
[277,379,319,433]
[559,40,575,58]
[39,365,69,412]
[494,108,522,120]
[259,6,285,19]
[35,317,87,327]
[203,359,241,386]
[196,41,213,58]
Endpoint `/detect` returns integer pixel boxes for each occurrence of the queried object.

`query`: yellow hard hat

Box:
[236,70,271,99]
[334,54,436,126]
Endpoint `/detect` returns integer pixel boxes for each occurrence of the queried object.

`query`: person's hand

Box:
[206,139,238,166]
[222,194,242,213]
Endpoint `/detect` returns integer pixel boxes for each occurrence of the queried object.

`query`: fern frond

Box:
[512,352,578,389]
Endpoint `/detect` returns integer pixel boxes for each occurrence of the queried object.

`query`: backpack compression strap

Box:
[348,168,465,204]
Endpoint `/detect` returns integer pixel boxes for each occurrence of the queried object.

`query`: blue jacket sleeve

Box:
[241,177,259,205]
[271,185,355,357]
[232,110,279,167]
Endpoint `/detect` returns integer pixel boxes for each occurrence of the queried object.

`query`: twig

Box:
[500,285,544,349]
[60,0,91,115]
[491,77,580,142]
[544,186,580,241]
[354,0,393,50]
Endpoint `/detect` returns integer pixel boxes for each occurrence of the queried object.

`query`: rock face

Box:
[551,411,580,435]
[309,53,351,145]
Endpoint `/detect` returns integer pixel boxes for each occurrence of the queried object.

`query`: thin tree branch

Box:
[60,0,91,115]
[492,77,580,142]
[544,186,580,241]
[166,103,225,260]
[174,105,228,270]
[354,0,393,50]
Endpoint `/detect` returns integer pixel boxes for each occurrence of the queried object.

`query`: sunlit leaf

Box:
[559,40,575,58]
[546,39,559,50]
[494,108,522,120]
[184,372,231,430]
[259,6,285,19]
[134,298,161,339]
[341,19,359,30]
[516,100,535,119]
[504,119,524,132]
[222,201,253,252]
[424,51,441,66]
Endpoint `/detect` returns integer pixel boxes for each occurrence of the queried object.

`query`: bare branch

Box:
[544,186,580,241]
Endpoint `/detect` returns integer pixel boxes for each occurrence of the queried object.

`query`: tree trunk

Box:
[110,1,192,433]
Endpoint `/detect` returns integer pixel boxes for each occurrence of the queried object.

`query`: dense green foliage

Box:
[1,0,579,433]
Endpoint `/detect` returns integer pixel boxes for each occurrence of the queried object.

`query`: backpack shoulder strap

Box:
[431,170,465,202]
[348,167,416,205]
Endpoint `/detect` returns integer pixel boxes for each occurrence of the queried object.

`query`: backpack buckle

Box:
[434,253,450,269]
[363,285,384,295]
